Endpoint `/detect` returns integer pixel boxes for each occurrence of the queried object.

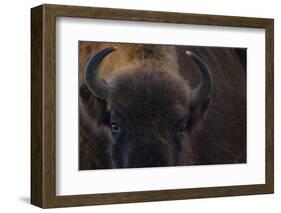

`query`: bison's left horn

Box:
[186,51,212,105]
[85,47,117,100]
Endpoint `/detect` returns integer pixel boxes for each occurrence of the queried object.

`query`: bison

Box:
[79,43,246,169]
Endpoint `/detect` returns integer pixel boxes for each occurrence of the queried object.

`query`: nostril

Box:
[130,151,169,168]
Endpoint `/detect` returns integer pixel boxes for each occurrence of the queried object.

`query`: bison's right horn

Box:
[84,47,117,100]
[186,51,212,105]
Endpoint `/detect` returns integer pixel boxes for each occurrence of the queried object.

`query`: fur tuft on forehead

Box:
[107,66,191,121]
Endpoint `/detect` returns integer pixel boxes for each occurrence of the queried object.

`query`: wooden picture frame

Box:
[31,4,274,208]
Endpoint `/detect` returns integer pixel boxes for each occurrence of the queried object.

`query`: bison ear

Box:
[187,98,210,131]
[79,84,111,126]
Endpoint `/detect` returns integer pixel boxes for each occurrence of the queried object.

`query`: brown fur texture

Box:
[176,46,246,164]
[107,67,195,167]
[79,42,246,169]
[79,84,113,169]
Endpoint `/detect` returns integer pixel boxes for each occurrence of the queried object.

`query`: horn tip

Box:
[185,50,192,56]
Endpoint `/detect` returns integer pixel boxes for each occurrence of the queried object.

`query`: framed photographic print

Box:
[31,4,274,208]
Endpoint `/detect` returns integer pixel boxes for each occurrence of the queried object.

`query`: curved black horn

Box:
[85,47,117,100]
[186,51,212,105]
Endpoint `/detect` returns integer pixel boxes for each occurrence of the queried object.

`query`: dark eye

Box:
[177,118,188,136]
[111,123,120,133]
[177,127,185,135]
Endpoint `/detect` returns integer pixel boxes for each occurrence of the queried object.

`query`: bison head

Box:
[83,47,212,168]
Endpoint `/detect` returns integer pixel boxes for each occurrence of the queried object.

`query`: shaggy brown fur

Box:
[107,67,198,167]
[79,42,246,169]
[176,46,246,164]
[79,42,178,83]
[79,85,113,169]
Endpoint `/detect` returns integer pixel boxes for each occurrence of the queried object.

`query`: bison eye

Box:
[177,127,185,136]
[176,119,188,136]
[111,123,120,134]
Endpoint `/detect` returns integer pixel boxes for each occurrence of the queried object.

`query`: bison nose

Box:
[130,150,170,168]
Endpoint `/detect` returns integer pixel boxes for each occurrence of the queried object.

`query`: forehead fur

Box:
[108,66,191,122]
